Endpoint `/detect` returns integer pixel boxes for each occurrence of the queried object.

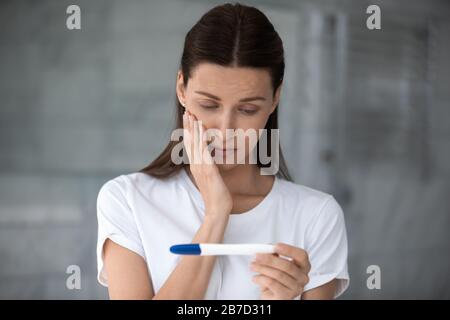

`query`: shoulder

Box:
[96,172,167,228]
[98,171,169,197]
[275,177,336,210]
[275,178,344,224]
[97,173,136,201]
[96,172,149,209]
[97,170,184,208]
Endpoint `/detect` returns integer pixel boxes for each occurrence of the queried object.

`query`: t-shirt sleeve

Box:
[303,195,349,298]
[96,177,145,287]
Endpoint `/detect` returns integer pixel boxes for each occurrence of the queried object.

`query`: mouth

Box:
[211,147,237,157]
[210,144,237,150]
[213,147,237,151]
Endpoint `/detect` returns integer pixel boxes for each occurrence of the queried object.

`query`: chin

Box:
[216,163,239,171]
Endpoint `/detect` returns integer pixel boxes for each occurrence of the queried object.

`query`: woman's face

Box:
[176,62,281,171]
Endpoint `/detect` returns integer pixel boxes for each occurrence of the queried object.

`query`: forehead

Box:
[188,63,272,98]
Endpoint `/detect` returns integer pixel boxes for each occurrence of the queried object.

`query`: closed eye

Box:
[239,109,258,115]
[199,103,258,115]
[200,104,219,110]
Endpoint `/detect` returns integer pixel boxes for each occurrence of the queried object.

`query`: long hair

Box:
[140,3,293,181]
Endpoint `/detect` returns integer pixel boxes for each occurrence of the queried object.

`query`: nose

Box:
[212,111,236,147]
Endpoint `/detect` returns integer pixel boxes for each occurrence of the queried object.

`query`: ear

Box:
[176,70,186,108]
[270,81,283,114]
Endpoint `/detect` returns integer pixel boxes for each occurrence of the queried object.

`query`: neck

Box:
[185,164,274,197]
[218,164,261,195]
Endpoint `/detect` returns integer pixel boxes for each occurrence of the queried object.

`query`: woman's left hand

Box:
[250,242,311,300]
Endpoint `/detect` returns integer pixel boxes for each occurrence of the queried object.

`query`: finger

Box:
[189,112,195,139]
[252,274,291,297]
[183,110,190,135]
[253,280,273,299]
[188,113,195,163]
[193,116,200,164]
[182,111,192,162]
[275,243,311,273]
[251,262,299,291]
[199,123,214,165]
[260,287,275,300]
[186,110,192,131]
[197,119,205,162]
[199,122,208,164]
[254,253,303,281]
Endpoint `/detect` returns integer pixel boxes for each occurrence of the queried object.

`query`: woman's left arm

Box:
[250,242,336,300]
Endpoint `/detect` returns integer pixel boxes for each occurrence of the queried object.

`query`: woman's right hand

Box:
[183,109,233,219]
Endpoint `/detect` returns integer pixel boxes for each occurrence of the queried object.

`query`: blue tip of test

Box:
[170,244,201,255]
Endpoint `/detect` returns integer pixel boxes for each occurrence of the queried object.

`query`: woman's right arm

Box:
[103,238,154,299]
[103,213,229,300]
[153,213,228,299]
[104,108,232,299]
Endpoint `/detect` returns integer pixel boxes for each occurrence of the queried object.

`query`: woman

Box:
[96,2,349,300]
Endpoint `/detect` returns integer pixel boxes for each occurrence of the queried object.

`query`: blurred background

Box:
[0,0,449,299]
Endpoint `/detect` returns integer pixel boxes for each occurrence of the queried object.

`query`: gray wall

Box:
[0,0,449,299]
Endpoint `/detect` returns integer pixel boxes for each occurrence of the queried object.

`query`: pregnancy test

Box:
[169,243,276,256]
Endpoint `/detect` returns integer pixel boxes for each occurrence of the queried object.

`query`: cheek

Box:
[237,114,270,133]
[243,115,271,149]
[232,118,269,153]
[185,105,214,125]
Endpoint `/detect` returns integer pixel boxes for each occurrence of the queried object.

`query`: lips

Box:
[212,147,237,157]
[210,144,236,150]
[213,147,237,151]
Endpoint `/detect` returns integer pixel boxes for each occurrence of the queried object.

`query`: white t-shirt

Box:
[96,168,349,299]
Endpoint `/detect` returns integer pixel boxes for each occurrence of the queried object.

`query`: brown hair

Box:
[140,2,293,181]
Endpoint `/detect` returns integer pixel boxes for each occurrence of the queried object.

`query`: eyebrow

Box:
[194,91,266,102]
